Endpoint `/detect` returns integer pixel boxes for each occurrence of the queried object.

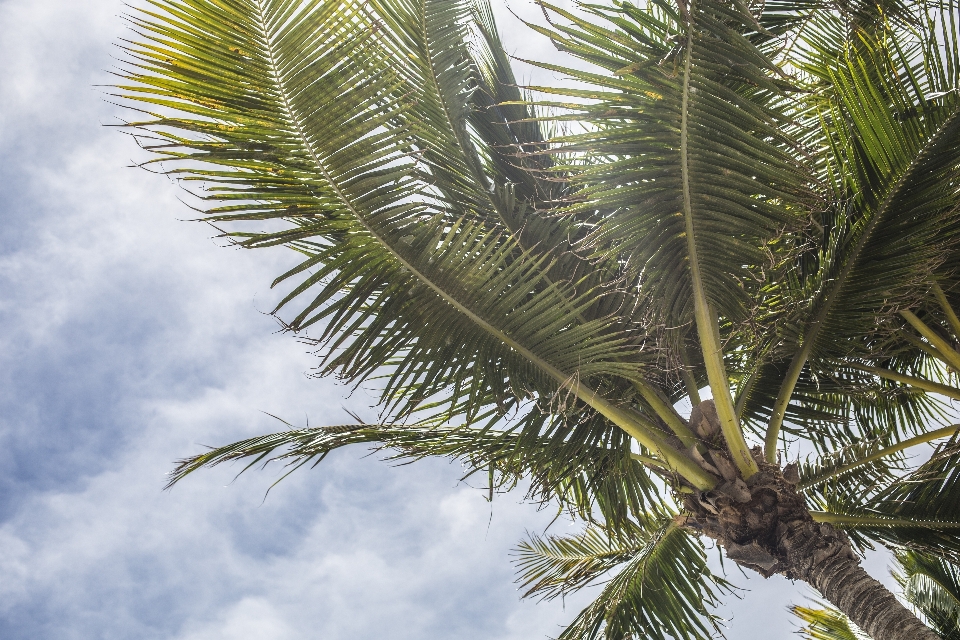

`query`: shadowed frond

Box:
[895,550,960,640]
[773,364,946,453]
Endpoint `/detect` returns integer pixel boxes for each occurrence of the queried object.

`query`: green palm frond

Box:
[117,0,727,487]
[776,365,945,453]
[516,522,643,600]
[516,515,732,640]
[799,16,960,359]
[166,410,675,524]
[895,550,960,640]
[797,434,909,511]
[797,422,960,511]
[517,0,826,475]
[739,0,960,456]
[793,602,871,640]
[116,0,960,634]
[525,0,812,329]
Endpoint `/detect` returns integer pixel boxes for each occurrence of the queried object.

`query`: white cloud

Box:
[176,598,298,640]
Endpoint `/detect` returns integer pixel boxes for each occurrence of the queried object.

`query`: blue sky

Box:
[0,1,900,638]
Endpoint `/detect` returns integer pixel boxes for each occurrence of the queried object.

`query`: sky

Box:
[0,1,901,639]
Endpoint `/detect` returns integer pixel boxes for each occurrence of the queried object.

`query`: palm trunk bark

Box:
[806,549,937,640]
[774,515,937,640]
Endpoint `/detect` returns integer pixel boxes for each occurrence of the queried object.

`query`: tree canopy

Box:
[115,0,960,638]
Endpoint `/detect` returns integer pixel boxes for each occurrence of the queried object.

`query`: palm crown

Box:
[116,0,960,638]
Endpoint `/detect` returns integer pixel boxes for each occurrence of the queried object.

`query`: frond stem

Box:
[634,382,697,448]
[679,346,702,406]
[765,343,810,462]
[933,282,960,338]
[798,424,960,491]
[630,452,670,469]
[679,8,757,478]
[810,512,960,529]
[851,364,960,401]
[901,331,955,366]
[901,310,960,371]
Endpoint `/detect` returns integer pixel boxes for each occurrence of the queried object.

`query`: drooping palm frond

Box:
[895,550,960,640]
[117,0,722,486]
[515,515,732,640]
[166,409,678,525]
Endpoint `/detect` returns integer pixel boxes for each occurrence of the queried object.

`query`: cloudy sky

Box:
[0,1,902,638]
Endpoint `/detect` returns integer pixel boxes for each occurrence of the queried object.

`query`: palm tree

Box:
[794,550,960,639]
[115,0,960,638]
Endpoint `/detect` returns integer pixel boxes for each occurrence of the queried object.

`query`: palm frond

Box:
[781,365,945,453]
[797,434,908,511]
[166,410,675,525]
[792,603,870,640]
[526,0,813,328]
[810,436,960,559]
[799,15,960,359]
[520,0,822,476]
[895,550,960,640]
[116,0,714,483]
[515,522,641,600]
[516,515,732,640]
[745,1,960,450]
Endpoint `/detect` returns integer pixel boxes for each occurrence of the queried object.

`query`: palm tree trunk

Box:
[805,550,937,640]
[778,517,937,640]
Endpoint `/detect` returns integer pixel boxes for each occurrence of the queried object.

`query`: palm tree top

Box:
[114,0,960,638]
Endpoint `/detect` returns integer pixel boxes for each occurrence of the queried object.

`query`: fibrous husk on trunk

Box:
[681,447,855,578]
[677,446,938,640]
